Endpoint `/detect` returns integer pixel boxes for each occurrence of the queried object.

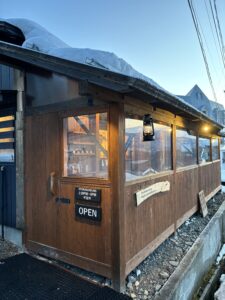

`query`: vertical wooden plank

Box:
[110,102,126,292]
[15,70,25,230]
[172,124,177,230]
[196,134,199,165]
[218,137,221,160]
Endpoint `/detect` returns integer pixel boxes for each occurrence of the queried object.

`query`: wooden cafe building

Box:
[0,25,223,291]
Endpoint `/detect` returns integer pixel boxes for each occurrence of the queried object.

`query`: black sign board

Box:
[75,204,102,222]
[75,188,101,203]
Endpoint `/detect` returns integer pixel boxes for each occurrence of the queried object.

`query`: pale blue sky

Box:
[2,0,225,105]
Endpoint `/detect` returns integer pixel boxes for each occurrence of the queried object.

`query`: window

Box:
[0,149,14,162]
[0,115,15,162]
[176,128,196,168]
[212,138,219,160]
[125,118,172,181]
[198,137,211,164]
[63,112,108,178]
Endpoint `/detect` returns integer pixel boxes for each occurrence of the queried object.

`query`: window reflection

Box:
[125,118,172,181]
[176,128,197,168]
[63,113,108,178]
[212,138,219,160]
[198,137,211,164]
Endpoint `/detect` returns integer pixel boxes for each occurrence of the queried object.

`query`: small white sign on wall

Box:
[136,181,170,206]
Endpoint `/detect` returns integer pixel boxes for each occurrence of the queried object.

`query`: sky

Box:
[1,0,225,106]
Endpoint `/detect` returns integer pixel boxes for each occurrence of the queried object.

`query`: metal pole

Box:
[1,166,5,240]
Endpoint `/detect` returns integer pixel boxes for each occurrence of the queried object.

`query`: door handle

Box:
[50,172,57,196]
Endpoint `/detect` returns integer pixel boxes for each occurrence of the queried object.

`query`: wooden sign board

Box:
[75,188,101,203]
[136,181,170,206]
[198,190,208,217]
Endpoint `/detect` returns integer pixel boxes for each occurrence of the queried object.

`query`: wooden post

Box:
[172,124,177,232]
[110,102,126,292]
[15,70,25,230]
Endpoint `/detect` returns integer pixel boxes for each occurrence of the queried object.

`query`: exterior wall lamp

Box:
[143,114,155,141]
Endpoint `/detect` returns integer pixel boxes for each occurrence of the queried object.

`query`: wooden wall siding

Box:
[124,163,221,265]
[0,65,14,90]
[124,173,175,262]
[175,167,199,221]
[25,112,112,276]
[199,161,220,195]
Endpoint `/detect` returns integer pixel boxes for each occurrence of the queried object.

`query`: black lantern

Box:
[143,114,154,141]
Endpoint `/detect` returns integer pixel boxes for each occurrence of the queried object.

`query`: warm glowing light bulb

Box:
[203,125,209,132]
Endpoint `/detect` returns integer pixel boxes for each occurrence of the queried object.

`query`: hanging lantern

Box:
[143,114,155,141]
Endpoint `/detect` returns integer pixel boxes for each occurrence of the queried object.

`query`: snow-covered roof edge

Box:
[0,18,223,129]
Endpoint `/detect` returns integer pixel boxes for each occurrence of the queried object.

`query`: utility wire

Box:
[213,0,225,66]
[197,0,225,82]
[187,0,218,101]
[209,0,223,61]
[204,0,225,73]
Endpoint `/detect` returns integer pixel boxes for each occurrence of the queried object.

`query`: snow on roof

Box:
[3,18,162,88]
[0,18,220,121]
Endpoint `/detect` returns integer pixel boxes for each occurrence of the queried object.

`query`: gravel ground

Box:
[125,191,225,299]
[0,239,22,260]
[0,191,224,300]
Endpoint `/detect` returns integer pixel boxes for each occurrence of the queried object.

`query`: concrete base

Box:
[155,201,225,300]
[0,225,23,247]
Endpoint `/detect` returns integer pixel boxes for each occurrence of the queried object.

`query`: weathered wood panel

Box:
[56,181,112,265]
[199,161,220,196]
[25,112,112,278]
[124,173,175,263]
[175,167,199,221]
[125,162,221,274]
[25,113,59,248]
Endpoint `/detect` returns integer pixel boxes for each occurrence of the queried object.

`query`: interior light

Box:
[203,125,210,132]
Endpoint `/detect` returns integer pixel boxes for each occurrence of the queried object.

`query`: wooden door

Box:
[25,111,112,278]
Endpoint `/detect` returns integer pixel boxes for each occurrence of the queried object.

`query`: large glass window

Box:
[125,118,172,181]
[63,112,108,178]
[176,128,197,168]
[212,138,219,160]
[198,137,211,164]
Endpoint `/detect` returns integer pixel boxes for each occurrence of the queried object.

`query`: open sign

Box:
[75,204,101,222]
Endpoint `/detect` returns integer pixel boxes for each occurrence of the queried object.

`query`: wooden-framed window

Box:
[198,137,211,164]
[176,128,197,168]
[125,118,172,181]
[212,138,219,160]
[63,112,108,178]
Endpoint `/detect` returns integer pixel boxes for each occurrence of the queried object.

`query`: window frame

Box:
[125,116,173,183]
[198,136,212,165]
[211,137,220,161]
[59,106,110,183]
[176,126,197,169]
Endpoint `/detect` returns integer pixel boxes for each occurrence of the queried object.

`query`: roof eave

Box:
[0,41,223,130]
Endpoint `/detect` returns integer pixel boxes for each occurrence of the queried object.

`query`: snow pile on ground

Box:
[216,244,225,265]
[222,185,225,193]
[215,274,225,300]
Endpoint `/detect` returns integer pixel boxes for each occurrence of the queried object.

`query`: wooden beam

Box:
[110,102,126,292]
[15,69,25,230]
